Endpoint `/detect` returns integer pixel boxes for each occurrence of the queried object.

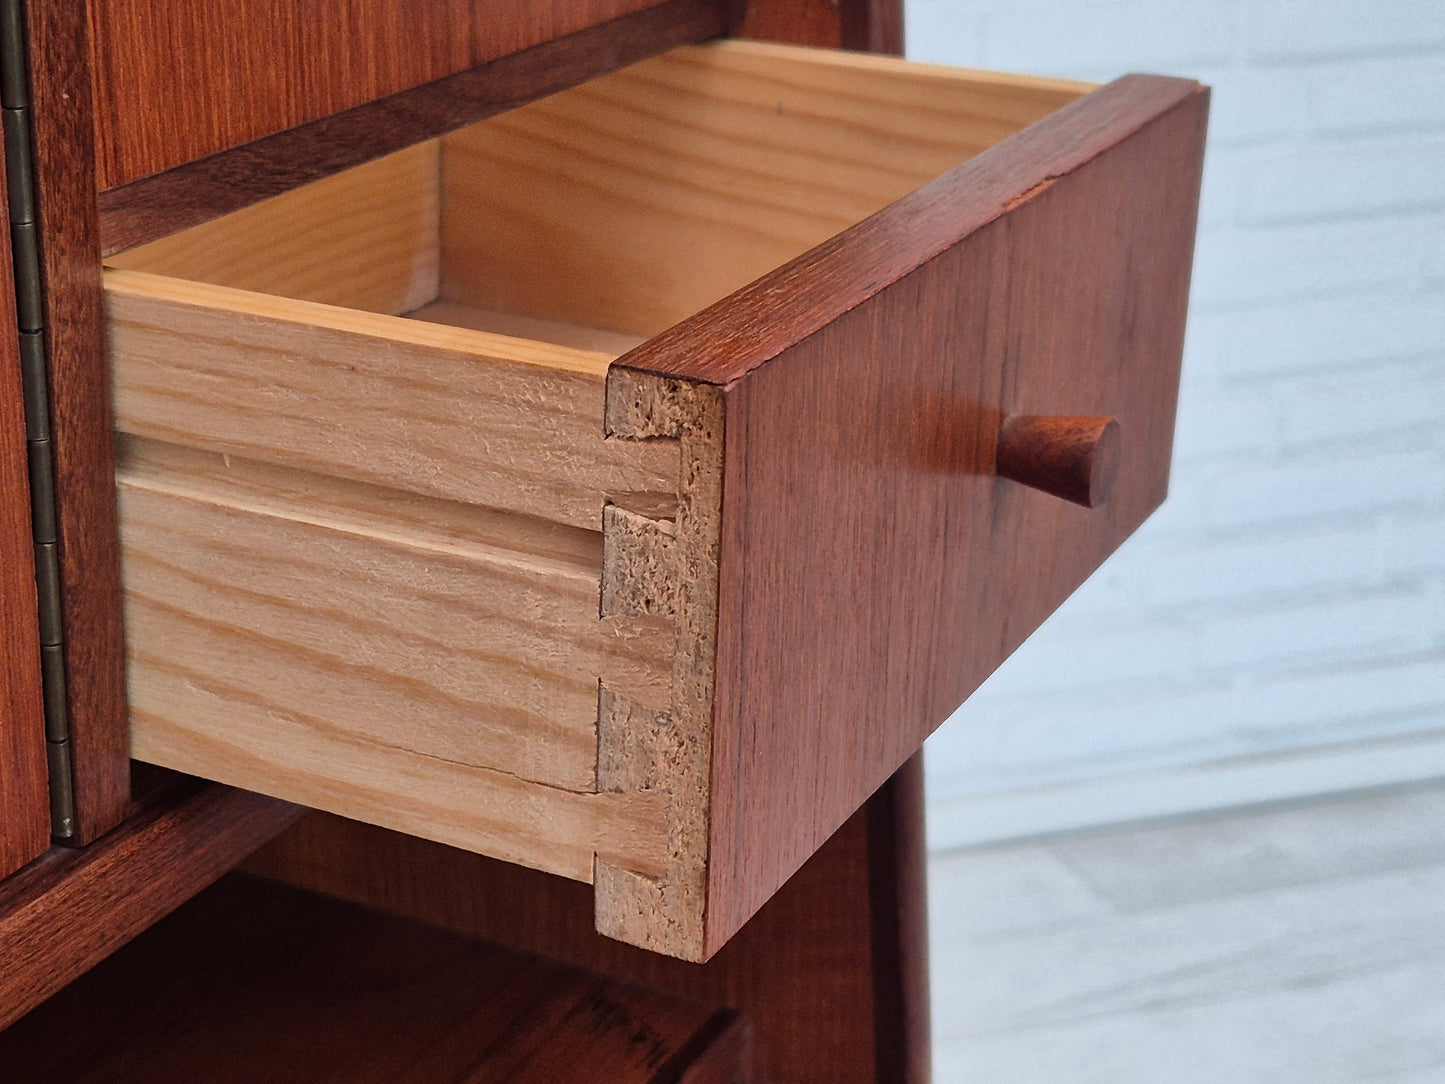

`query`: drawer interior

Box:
[109,42,1087,350]
[102,41,1091,956]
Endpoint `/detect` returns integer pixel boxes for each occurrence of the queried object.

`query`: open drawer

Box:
[104,41,1207,962]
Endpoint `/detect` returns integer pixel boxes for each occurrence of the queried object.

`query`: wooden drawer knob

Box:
[995,415,1121,509]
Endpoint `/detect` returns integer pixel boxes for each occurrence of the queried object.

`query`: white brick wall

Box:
[908,0,1445,845]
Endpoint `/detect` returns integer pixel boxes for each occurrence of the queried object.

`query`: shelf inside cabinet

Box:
[0,874,750,1082]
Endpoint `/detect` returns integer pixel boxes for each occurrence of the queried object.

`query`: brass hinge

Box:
[3,0,76,841]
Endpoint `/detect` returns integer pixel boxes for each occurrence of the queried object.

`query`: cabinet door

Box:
[1,151,51,877]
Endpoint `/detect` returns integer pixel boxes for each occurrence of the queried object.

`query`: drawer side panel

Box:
[105,271,679,533]
[116,435,678,883]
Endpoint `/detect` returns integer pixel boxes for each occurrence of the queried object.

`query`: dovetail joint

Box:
[3,0,76,840]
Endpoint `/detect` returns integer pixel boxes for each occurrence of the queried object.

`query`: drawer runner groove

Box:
[118,437,676,795]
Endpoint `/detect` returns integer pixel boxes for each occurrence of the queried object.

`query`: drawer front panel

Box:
[615,74,1209,952]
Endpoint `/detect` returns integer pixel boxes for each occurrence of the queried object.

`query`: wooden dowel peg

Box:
[995,414,1121,509]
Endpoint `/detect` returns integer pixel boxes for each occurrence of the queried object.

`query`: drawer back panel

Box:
[438,44,1082,337]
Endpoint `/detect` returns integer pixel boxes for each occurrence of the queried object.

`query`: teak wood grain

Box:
[84,0,709,190]
[95,0,730,254]
[0,151,50,877]
[867,752,931,1083]
[0,875,751,1082]
[23,0,131,842]
[737,0,903,54]
[996,414,1123,509]
[0,766,303,1030]
[611,73,1209,950]
[246,753,928,1084]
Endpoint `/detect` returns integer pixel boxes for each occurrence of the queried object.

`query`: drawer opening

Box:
[107,41,1088,359]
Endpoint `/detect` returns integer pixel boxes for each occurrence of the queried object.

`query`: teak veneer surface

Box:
[737,0,904,54]
[85,0,685,189]
[22,0,133,843]
[658,75,1209,948]
[95,0,729,254]
[0,875,752,1082]
[0,153,50,876]
[0,767,303,1030]
[246,754,927,1084]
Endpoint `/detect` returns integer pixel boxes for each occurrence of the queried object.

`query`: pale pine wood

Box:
[103,272,698,944]
[104,41,1086,345]
[131,641,668,885]
[406,299,648,355]
[439,40,1091,336]
[104,269,679,533]
[120,449,673,884]
[106,143,441,316]
[119,439,674,789]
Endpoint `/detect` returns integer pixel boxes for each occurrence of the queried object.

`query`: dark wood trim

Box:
[24,0,130,843]
[866,753,930,1084]
[0,140,51,878]
[97,0,729,256]
[839,0,905,54]
[0,768,304,1030]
